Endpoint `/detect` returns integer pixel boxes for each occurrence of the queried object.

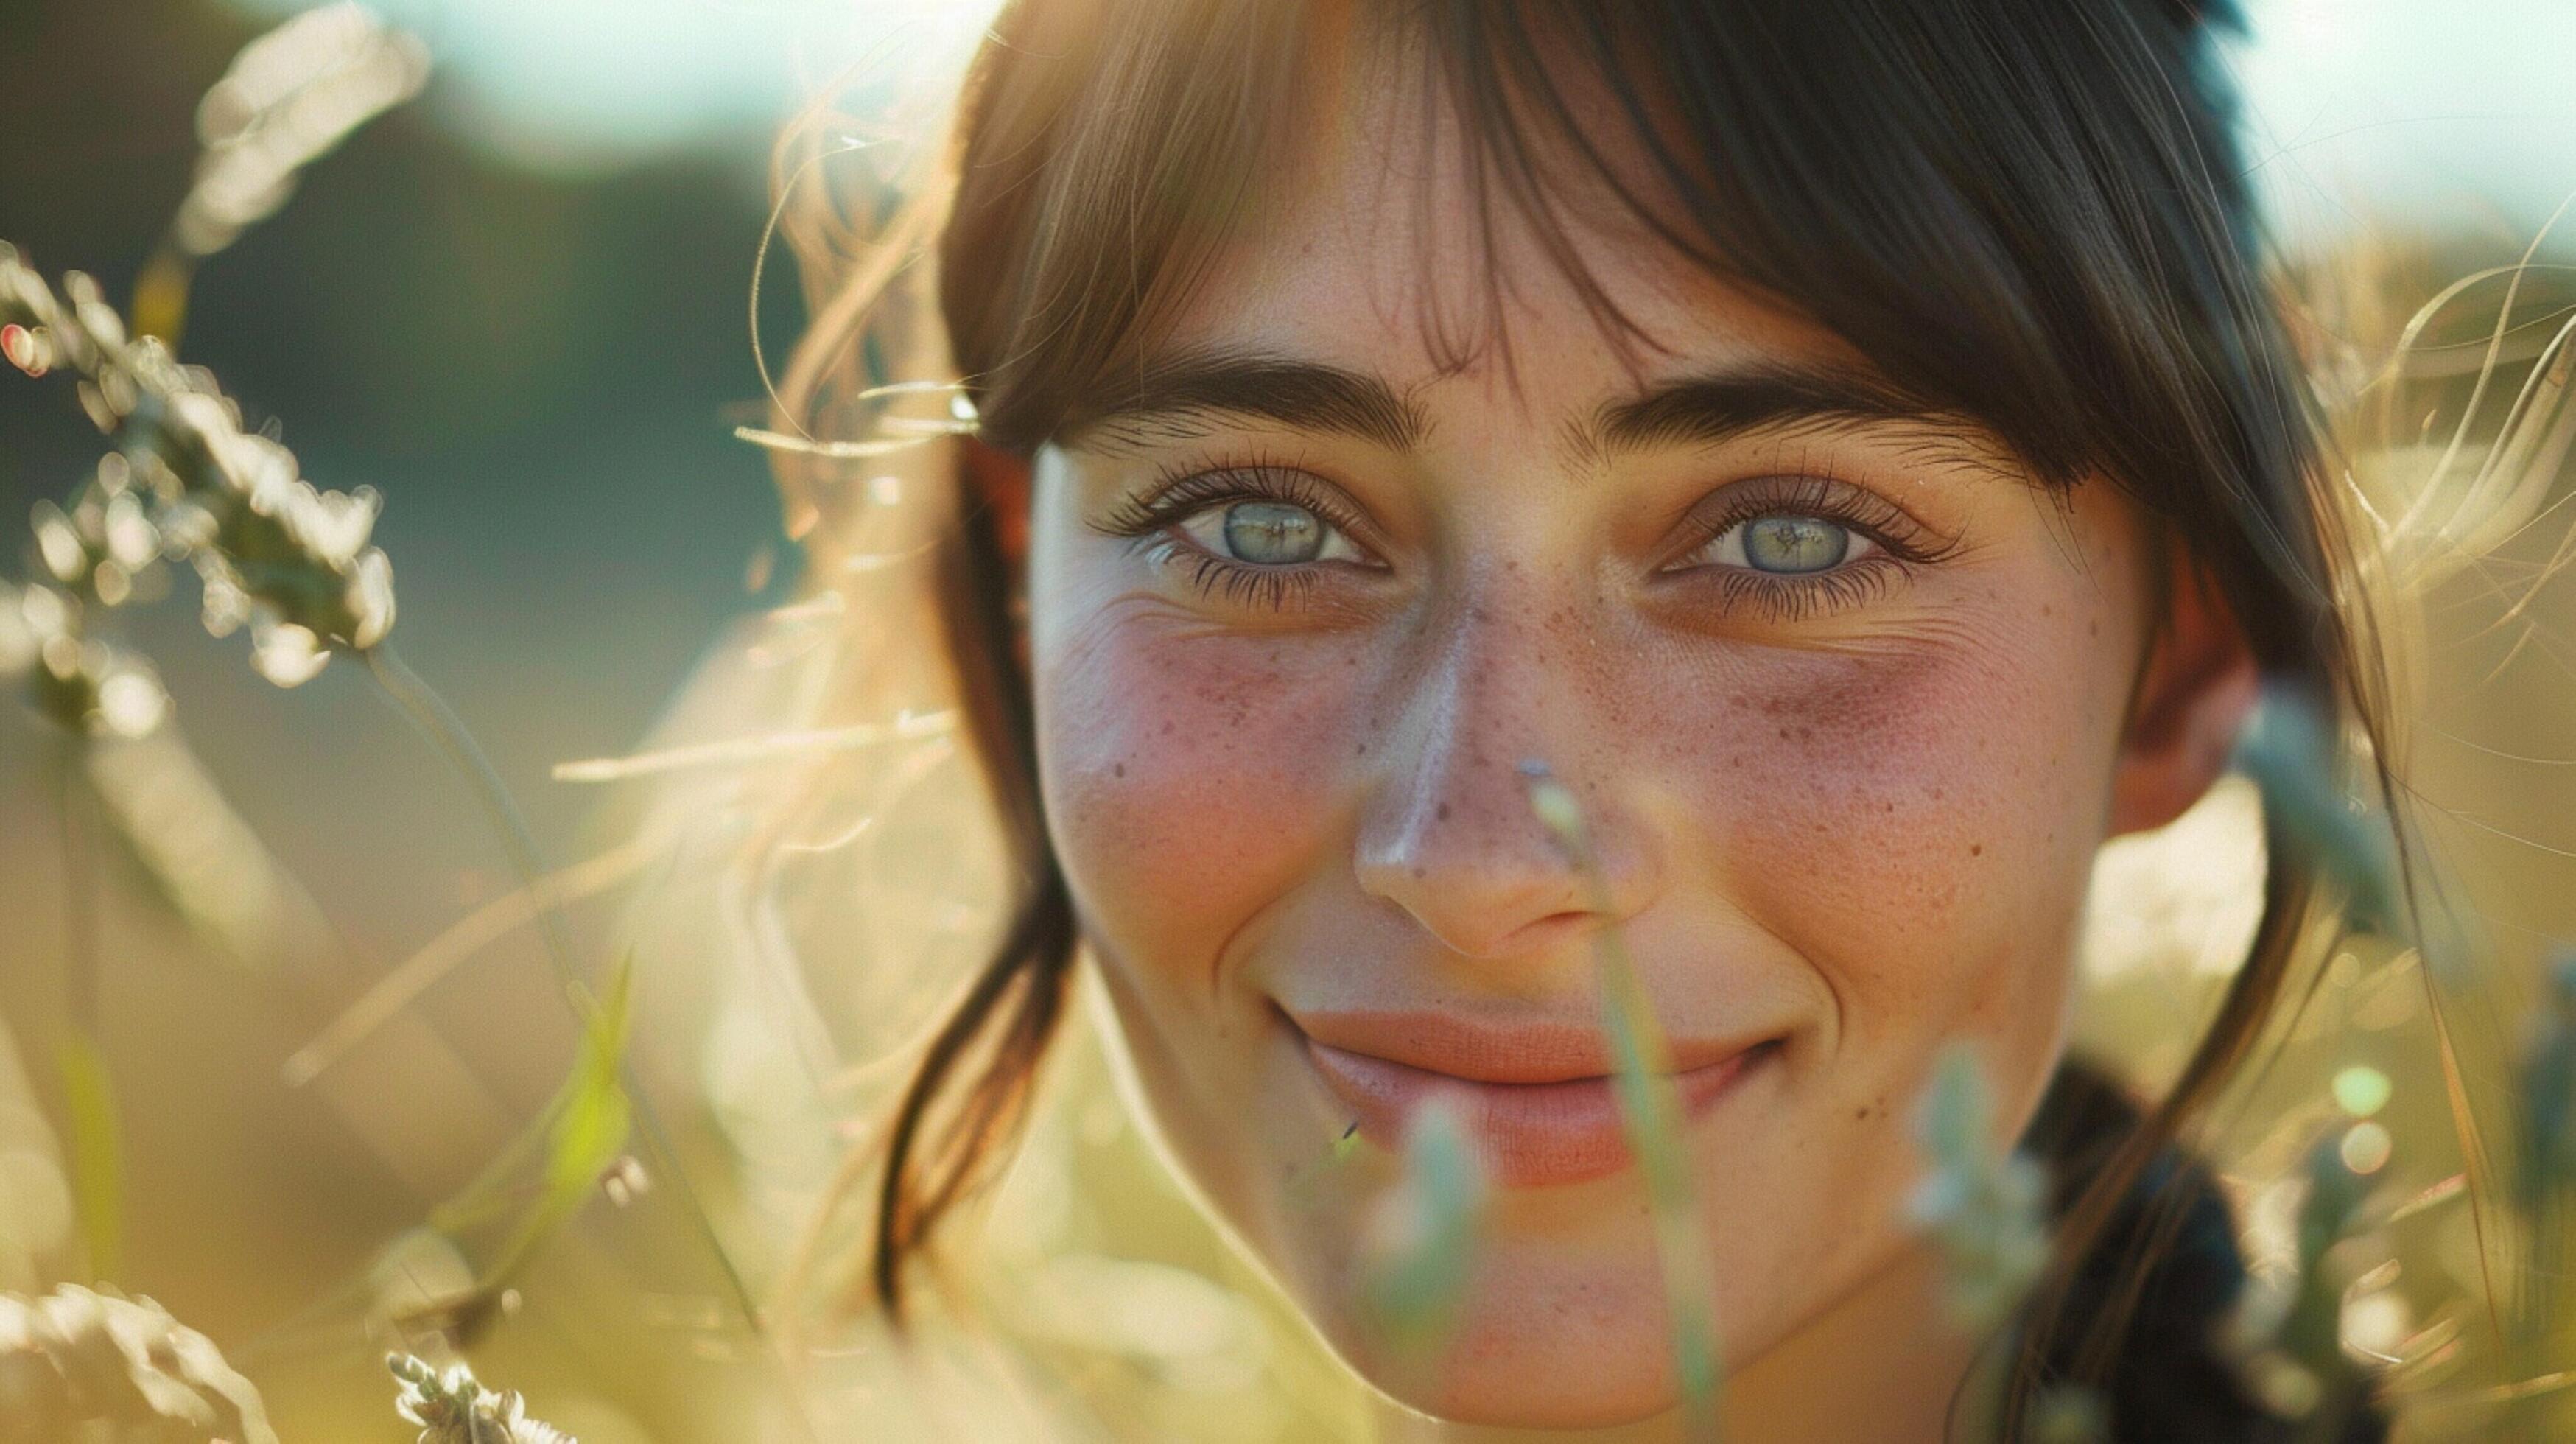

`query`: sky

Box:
[2228,0,2576,250]
[219,0,2576,248]
[221,0,1005,173]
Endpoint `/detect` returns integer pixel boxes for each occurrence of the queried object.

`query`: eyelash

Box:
[1093,463,1949,620]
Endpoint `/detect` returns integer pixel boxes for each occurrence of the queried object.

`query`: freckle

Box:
[2088,620,2099,637]
[1436,803,1452,821]
[1114,763,1126,778]
[1969,842,1982,856]
[1777,726,1791,740]
[1411,866,1426,880]
[1355,742,1368,756]
[1854,1106,1868,1121]
[1161,720,1174,735]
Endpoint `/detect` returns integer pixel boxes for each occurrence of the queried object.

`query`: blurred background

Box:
[3,0,2576,1438]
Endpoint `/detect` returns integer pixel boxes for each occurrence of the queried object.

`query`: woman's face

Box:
[1019,75,2245,1429]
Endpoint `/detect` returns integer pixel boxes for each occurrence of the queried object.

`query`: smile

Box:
[1288,1009,1783,1188]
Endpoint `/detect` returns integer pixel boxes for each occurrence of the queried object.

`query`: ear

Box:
[2108,538,2261,837]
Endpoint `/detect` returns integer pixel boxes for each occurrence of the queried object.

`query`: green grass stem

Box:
[1523,763,1724,1441]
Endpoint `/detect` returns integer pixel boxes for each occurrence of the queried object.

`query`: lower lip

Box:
[1302,1035,1777,1188]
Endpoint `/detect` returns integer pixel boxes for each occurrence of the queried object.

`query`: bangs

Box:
[942,0,2322,660]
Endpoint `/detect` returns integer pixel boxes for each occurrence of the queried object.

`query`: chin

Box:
[1302,1252,1697,1431]
[1396,1362,1671,1430]
[1338,1320,1681,1429]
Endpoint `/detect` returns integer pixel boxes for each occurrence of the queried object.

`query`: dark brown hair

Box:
[783,0,2397,1431]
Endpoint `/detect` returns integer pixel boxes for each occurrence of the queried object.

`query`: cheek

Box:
[1671,595,2130,1034]
[1034,609,1366,977]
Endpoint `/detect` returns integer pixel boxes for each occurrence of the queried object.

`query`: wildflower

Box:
[1907,1044,2052,1335]
[4,581,168,740]
[387,1351,575,1444]
[0,244,399,685]
[0,1283,277,1444]
[2228,687,2401,936]
[29,456,162,610]
[2233,1128,2376,1426]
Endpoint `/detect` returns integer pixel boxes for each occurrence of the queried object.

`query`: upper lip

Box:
[1283,1006,1772,1084]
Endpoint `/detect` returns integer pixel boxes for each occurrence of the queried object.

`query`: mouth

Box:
[1286,1008,1785,1188]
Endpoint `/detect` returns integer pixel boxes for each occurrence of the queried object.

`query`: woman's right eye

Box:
[1174,499,1366,567]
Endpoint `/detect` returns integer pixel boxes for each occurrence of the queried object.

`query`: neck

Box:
[1720,1238,1987,1443]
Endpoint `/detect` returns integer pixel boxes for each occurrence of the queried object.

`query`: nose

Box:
[1352,600,1661,961]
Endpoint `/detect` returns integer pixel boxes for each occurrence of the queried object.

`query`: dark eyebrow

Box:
[1584,363,1960,458]
[1063,348,1429,453]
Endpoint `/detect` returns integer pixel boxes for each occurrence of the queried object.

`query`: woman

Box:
[728,0,2404,1437]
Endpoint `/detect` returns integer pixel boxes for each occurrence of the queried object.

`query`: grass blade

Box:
[1524,763,1723,1440]
[451,953,635,1293]
[55,1026,122,1282]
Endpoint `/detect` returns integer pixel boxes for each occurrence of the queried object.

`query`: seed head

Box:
[3,580,169,739]
[387,1351,575,1444]
[2229,689,2401,936]
[0,1283,277,1443]
[0,247,400,684]
[178,4,431,259]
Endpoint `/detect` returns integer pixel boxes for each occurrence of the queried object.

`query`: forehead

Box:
[1147,53,1873,428]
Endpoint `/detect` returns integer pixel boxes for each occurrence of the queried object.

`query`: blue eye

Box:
[1699,514,1873,575]
[1221,500,1326,564]
[1740,516,1849,573]
[1176,498,1366,567]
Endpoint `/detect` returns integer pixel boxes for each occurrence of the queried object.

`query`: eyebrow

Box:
[1065,348,1430,453]
[1581,363,1958,459]
[1061,349,1959,460]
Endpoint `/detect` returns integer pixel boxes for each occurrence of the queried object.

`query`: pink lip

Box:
[1289,1009,1780,1188]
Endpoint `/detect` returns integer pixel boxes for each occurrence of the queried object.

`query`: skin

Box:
[1017,63,2258,1439]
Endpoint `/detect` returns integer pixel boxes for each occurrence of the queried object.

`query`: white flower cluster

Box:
[388,1351,575,1444]
[0,1284,278,1444]
[1,245,398,689]
[0,578,168,740]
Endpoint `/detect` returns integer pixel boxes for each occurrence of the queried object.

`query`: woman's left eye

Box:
[1684,514,1880,575]
[1176,500,1367,567]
